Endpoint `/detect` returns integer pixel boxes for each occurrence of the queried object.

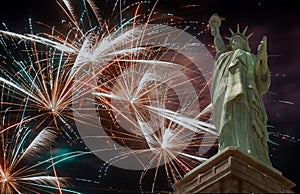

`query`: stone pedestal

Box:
[173,147,295,193]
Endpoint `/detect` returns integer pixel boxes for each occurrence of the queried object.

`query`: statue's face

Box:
[231,35,247,50]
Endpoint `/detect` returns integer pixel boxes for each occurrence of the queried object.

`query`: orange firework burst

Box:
[0,112,80,194]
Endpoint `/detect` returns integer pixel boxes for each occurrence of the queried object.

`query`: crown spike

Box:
[237,24,240,33]
[225,36,231,41]
[247,32,254,39]
[228,25,253,42]
[243,26,248,35]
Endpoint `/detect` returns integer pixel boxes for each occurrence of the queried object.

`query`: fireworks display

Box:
[0,0,299,193]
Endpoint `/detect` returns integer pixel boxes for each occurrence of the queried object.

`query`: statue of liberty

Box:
[208,14,272,166]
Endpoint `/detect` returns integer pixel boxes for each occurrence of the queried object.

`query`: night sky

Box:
[0,0,299,193]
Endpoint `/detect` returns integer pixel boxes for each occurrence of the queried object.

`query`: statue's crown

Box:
[225,24,253,43]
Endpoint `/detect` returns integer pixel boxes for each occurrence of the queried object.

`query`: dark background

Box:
[1,0,299,193]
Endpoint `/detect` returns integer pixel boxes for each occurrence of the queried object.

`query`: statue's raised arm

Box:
[208,14,227,59]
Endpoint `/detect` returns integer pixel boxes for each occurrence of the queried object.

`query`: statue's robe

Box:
[211,48,272,166]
